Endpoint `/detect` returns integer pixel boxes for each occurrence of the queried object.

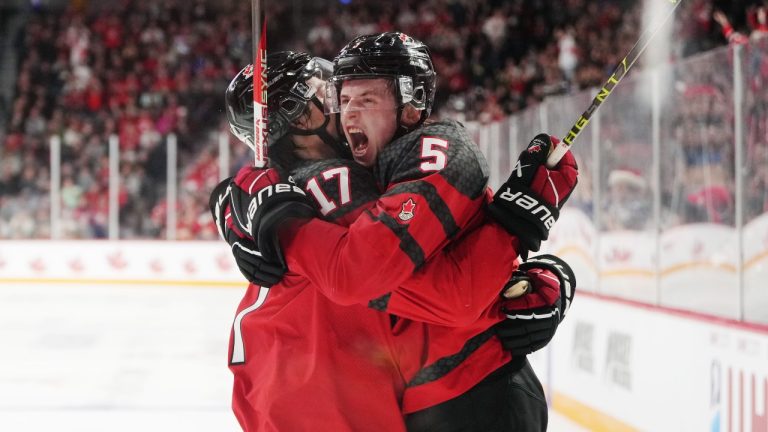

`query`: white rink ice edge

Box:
[0,411,585,431]
[0,283,585,432]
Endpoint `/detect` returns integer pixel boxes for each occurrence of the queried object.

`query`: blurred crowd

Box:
[1,0,766,239]
[598,1,768,231]
[1,0,253,238]
[280,0,744,123]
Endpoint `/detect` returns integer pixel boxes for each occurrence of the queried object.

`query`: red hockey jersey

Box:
[229,282,405,431]
[228,159,406,431]
[229,152,519,430]
[281,120,521,413]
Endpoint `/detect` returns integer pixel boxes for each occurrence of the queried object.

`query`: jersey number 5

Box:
[420,137,449,172]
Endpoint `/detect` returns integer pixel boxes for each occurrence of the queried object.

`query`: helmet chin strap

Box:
[393,104,427,140]
[391,80,429,139]
[393,105,408,140]
[289,97,352,159]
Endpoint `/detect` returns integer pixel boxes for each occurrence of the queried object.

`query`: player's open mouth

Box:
[347,126,369,157]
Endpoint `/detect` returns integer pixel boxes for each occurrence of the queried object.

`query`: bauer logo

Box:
[247,184,307,225]
[498,188,556,230]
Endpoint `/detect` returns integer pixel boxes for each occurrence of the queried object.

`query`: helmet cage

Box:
[269,80,317,144]
[268,57,333,144]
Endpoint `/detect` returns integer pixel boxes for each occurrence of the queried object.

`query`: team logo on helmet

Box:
[242,64,254,79]
[398,198,417,221]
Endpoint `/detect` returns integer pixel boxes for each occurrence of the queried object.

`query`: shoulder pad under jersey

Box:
[290,159,381,223]
[374,119,489,199]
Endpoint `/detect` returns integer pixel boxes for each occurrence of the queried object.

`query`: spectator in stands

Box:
[714,9,750,45]
[685,185,734,224]
[2,1,252,238]
[604,169,651,231]
[0,0,759,239]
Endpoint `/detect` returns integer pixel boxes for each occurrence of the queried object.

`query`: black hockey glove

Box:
[210,177,285,287]
[494,254,576,356]
[209,169,312,287]
[228,166,317,267]
[488,134,578,252]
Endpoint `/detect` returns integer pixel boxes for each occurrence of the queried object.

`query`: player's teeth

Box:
[349,127,362,134]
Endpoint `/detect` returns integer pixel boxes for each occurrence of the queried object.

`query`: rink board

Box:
[535,293,768,431]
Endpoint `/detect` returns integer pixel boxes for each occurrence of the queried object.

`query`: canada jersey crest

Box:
[398,198,416,221]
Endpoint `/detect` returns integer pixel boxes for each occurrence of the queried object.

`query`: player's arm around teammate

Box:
[218,52,567,328]
[231,33,577,307]
[216,47,576,430]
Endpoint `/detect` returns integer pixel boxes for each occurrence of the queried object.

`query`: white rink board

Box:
[1,211,766,323]
[540,293,768,431]
[543,210,768,324]
[0,240,243,283]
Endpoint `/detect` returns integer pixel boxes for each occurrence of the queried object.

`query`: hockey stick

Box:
[252,0,268,167]
[546,0,684,168]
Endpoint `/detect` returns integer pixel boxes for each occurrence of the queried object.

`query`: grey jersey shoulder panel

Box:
[374,119,490,198]
[290,159,380,223]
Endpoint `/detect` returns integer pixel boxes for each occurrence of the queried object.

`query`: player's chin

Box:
[352,149,376,167]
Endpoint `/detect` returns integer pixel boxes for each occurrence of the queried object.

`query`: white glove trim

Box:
[505,307,560,320]
[233,241,263,257]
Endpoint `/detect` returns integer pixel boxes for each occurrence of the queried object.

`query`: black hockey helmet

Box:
[326,32,437,131]
[224,52,348,162]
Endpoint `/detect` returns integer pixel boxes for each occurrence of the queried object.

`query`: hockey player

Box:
[219,53,565,431]
[218,44,576,431]
[324,33,577,429]
[216,54,404,431]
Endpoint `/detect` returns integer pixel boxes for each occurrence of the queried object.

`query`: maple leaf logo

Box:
[184,260,198,274]
[398,198,416,222]
[30,258,46,272]
[216,253,232,271]
[528,137,549,154]
[107,251,127,270]
[692,241,704,258]
[605,248,631,263]
[150,259,164,274]
[242,64,254,79]
[68,258,84,273]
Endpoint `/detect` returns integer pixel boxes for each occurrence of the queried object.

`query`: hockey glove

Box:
[228,165,318,268]
[488,134,578,252]
[494,254,576,356]
[209,177,286,287]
